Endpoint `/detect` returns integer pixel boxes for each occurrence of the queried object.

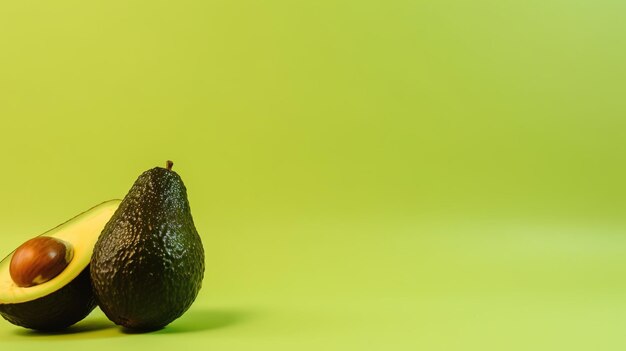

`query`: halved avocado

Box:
[0,200,120,330]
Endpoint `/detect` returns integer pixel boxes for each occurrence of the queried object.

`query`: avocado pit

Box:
[10,237,73,288]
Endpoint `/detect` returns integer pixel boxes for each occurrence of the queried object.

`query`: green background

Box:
[1,0,626,349]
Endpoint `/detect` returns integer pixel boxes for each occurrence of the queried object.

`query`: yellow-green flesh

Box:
[0,200,120,304]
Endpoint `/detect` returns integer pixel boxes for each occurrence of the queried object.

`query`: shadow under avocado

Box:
[10,308,251,338]
[13,317,116,337]
[122,308,252,335]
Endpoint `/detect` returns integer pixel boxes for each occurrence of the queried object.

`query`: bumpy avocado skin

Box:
[90,166,205,331]
[0,268,96,331]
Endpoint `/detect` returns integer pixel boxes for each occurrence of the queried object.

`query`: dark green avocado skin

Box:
[0,268,96,331]
[90,166,205,331]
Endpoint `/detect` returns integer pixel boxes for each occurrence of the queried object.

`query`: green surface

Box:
[1,0,626,349]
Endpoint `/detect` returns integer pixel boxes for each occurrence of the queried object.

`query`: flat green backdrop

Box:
[1,0,626,350]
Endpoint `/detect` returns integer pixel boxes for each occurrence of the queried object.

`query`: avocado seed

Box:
[9,237,74,287]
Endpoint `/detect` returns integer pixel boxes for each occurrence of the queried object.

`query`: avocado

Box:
[0,200,121,330]
[91,161,205,331]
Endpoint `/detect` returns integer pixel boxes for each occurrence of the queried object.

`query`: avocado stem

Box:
[166,160,174,170]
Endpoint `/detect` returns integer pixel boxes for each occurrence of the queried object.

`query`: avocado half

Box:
[0,200,120,330]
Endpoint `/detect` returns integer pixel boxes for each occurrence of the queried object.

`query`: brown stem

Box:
[166,160,174,170]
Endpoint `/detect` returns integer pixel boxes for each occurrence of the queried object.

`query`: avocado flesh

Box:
[0,200,121,330]
[91,166,205,331]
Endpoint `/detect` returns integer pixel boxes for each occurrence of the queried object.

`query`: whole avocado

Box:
[90,161,205,331]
